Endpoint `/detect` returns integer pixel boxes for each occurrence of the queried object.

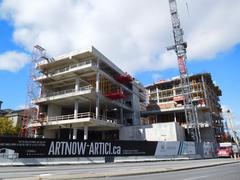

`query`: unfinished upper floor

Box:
[145,73,222,115]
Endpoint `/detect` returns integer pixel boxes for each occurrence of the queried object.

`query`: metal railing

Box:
[47,112,118,124]
[36,59,48,66]
[45,89,75,97]
[41,85,93,98]
[98,114,118,124]
[78,85,93,91]
[49,59,94,76]
[36,59,96,80]
[181,121,212,128]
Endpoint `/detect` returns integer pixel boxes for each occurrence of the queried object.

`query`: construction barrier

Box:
[0,137,216,165]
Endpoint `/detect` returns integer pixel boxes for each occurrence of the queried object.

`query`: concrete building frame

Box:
[30,46,146,140]
[141,73,224,142]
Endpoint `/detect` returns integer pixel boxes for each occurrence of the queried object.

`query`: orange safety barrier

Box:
[104,90,127,100]
[115,73,133,84]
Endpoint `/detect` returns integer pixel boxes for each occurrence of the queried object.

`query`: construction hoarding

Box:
[0,137,213,159]
[0,137,157,158]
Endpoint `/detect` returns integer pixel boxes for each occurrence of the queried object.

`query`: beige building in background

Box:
[141,73,224,142]
[0,101,24,128]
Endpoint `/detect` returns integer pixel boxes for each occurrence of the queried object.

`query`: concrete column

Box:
[69,127,72,140]
[194,105,201,143]
[84,126,88,140]
[96,59,100,120]
[102,131,105,140]
[120,107,123,124]
[75,77,80,92]
[74,101,78,119]
[156,87,159,103]
[73,128,77,140]
[174,112,177,122]
[33,128,37,138]
[201,75,208,106]
[173,88,176,96]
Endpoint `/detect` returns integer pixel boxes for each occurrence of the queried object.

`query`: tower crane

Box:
[225,110,239,147]
[167,0,201,142]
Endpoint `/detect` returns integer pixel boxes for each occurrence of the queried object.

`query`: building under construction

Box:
[141,73,224,142]
[29,46,146,140]
[25,46,224,143]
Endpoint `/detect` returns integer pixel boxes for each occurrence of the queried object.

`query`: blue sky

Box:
[0,0,239,133]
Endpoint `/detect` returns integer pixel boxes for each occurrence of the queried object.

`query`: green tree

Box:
[0,117,19,136]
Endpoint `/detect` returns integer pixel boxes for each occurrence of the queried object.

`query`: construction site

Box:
[141,73,224,142]
[25,46,146,140]
[19,45,224,143]
[1,1,240,170]
[15,0,238,148]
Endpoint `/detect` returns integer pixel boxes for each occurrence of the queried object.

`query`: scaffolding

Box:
[19,45,53,137]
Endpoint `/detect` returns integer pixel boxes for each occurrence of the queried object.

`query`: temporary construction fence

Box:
[0,137,216,165]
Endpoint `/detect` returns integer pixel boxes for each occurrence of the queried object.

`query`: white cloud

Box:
[0,51,30,72]
[0,0,240,74]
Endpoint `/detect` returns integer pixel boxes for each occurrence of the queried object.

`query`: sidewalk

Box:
[3,159,239,180]
[0,155,201,166]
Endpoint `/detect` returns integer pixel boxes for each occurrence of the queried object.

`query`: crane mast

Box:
[167,0,200,142]
[226,110,239,147]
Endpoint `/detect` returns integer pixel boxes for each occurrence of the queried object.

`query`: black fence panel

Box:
[0,137,158,158]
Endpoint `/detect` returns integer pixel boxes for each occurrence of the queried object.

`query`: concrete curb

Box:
[0,156,200,167]
[4,160,240,180]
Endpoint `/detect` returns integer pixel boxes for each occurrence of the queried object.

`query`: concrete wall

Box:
[200,127,216,143]
[119,122,185,141]
[132,84,141,125]
[43,128,56,138]
[196,111,217,143]
[197,111,211,124]
[175,123,186,141]
[47,104,62,118]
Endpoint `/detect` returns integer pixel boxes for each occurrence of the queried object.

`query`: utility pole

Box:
[167,0,200,142]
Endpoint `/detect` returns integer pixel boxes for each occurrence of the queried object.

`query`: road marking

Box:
[184,175,209,180]
[39,173,52,176]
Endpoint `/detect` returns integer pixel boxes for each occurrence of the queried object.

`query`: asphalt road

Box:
[0,159,238,179]
[92,163,240,180]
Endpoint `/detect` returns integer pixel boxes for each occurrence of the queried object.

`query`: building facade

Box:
[30,47,146,140]
[0,101,24,128]
[141,73,224,142]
